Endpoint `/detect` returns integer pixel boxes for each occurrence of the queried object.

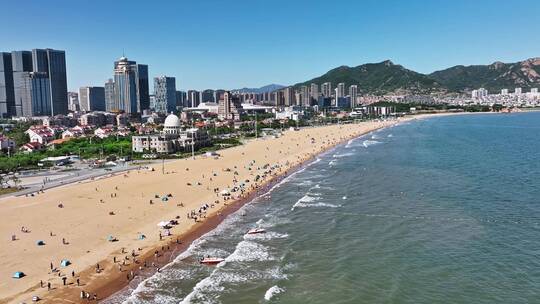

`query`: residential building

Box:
[79,87,105,111]
[501,88,509,95]
[187,90,200,107]
[515,87,522,95]
[0,135,16,153]
[284,87,295,106]
[104,79,115,111]
[153,76,176,113]
[321,82,332,97]
[68,92,79,112]
[218,91,243,121]
[336,83,345,98]
[310,83,319,104]
[349,85,358,108]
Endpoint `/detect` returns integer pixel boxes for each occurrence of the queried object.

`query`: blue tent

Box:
[36,240,45,246]
[107,235,117,242]
[161,196,168,202]
[60,259,71,267]
[138,234,146,240]
[12,271,25,279]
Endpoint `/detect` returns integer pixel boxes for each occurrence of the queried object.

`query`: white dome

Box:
[164,113,181,128]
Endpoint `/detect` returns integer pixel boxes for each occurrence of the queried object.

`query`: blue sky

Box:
[1,0,539,91]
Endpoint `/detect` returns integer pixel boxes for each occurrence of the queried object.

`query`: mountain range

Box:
[293,58,540,95]
[234,84,285,94]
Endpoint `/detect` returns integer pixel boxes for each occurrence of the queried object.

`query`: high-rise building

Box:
[310,83,319,104]
[187,90,200,107]
[515,87,522,95]
[153,76,176,113]
[175,90,187,108]
[32,49,68,115]
[337,83,345,98]
[12,51,33,116]
[284,87,295,106]
[531,88,539,94]
[218,91,243,121]
[135,64,149,112]
[68,92,79,112]
[349,85,358,108]
[0,53,15,118]
[17,72,51,116]
[79,86,105,111]
[214,90,225,102]
[113,56,149,114]
[300,85,309,107]
[201,89,215,103]
[104,79,115,112]
[321,82,332,97]
[501,88,509,95]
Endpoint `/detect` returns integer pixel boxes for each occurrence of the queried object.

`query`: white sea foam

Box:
[362,140,381,148]
[387,134,393,137]
[244,231,289,241]
[328,160,337,166]
[225,240,273,263]
[264,285,285,301]
[293,202,340,209]
[291,194,320,210]
[333,152,354,158]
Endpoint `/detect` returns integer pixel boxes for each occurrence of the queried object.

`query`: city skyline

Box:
[1,0,540,91]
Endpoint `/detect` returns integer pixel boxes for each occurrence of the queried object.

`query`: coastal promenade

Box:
[1,119,403,304]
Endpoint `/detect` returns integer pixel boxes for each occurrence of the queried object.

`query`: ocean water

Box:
[105,112,540,304]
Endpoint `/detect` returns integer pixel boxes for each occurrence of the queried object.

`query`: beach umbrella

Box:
[220,189,230,196]
[161,196,168,201]
[107,235,116,242]
[36,240,45,246]
[157,221,170,227]
[12,271,25,279]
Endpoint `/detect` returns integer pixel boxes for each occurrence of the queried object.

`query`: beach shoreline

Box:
[0,112,486,304]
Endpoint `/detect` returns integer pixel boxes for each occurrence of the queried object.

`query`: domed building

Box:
[131,113,211,154]
[163,113,181,135]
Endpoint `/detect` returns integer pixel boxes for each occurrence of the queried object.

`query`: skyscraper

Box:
[218,91,243,121]
[321,82,332,97]
[104,79,115,112]
[310,83,319,104]
[153,76,176,113]
[349,85,358,108]
[300,85,309,107]
[284,87,295,106]
[68,92,79,112]
[12,51,33,116]
[18,72,51,116]
[187,90,200,107]
[337,83,345,98]
[113,56,149,114]
[32,49,68,115]
[79,86,105,111]
[135,64,149,112]
[0,53,14,118]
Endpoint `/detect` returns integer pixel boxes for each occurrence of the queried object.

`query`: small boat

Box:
[247,228,266,235]
[200,257,225,265]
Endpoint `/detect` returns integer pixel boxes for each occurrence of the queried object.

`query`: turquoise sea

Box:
[105,112,540,303]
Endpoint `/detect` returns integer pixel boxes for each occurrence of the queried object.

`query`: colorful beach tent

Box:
[12,271,25,278]
[36,240,45,246]
[60,259,71,267]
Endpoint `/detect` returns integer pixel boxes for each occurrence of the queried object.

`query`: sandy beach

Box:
[0,118,417,304]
